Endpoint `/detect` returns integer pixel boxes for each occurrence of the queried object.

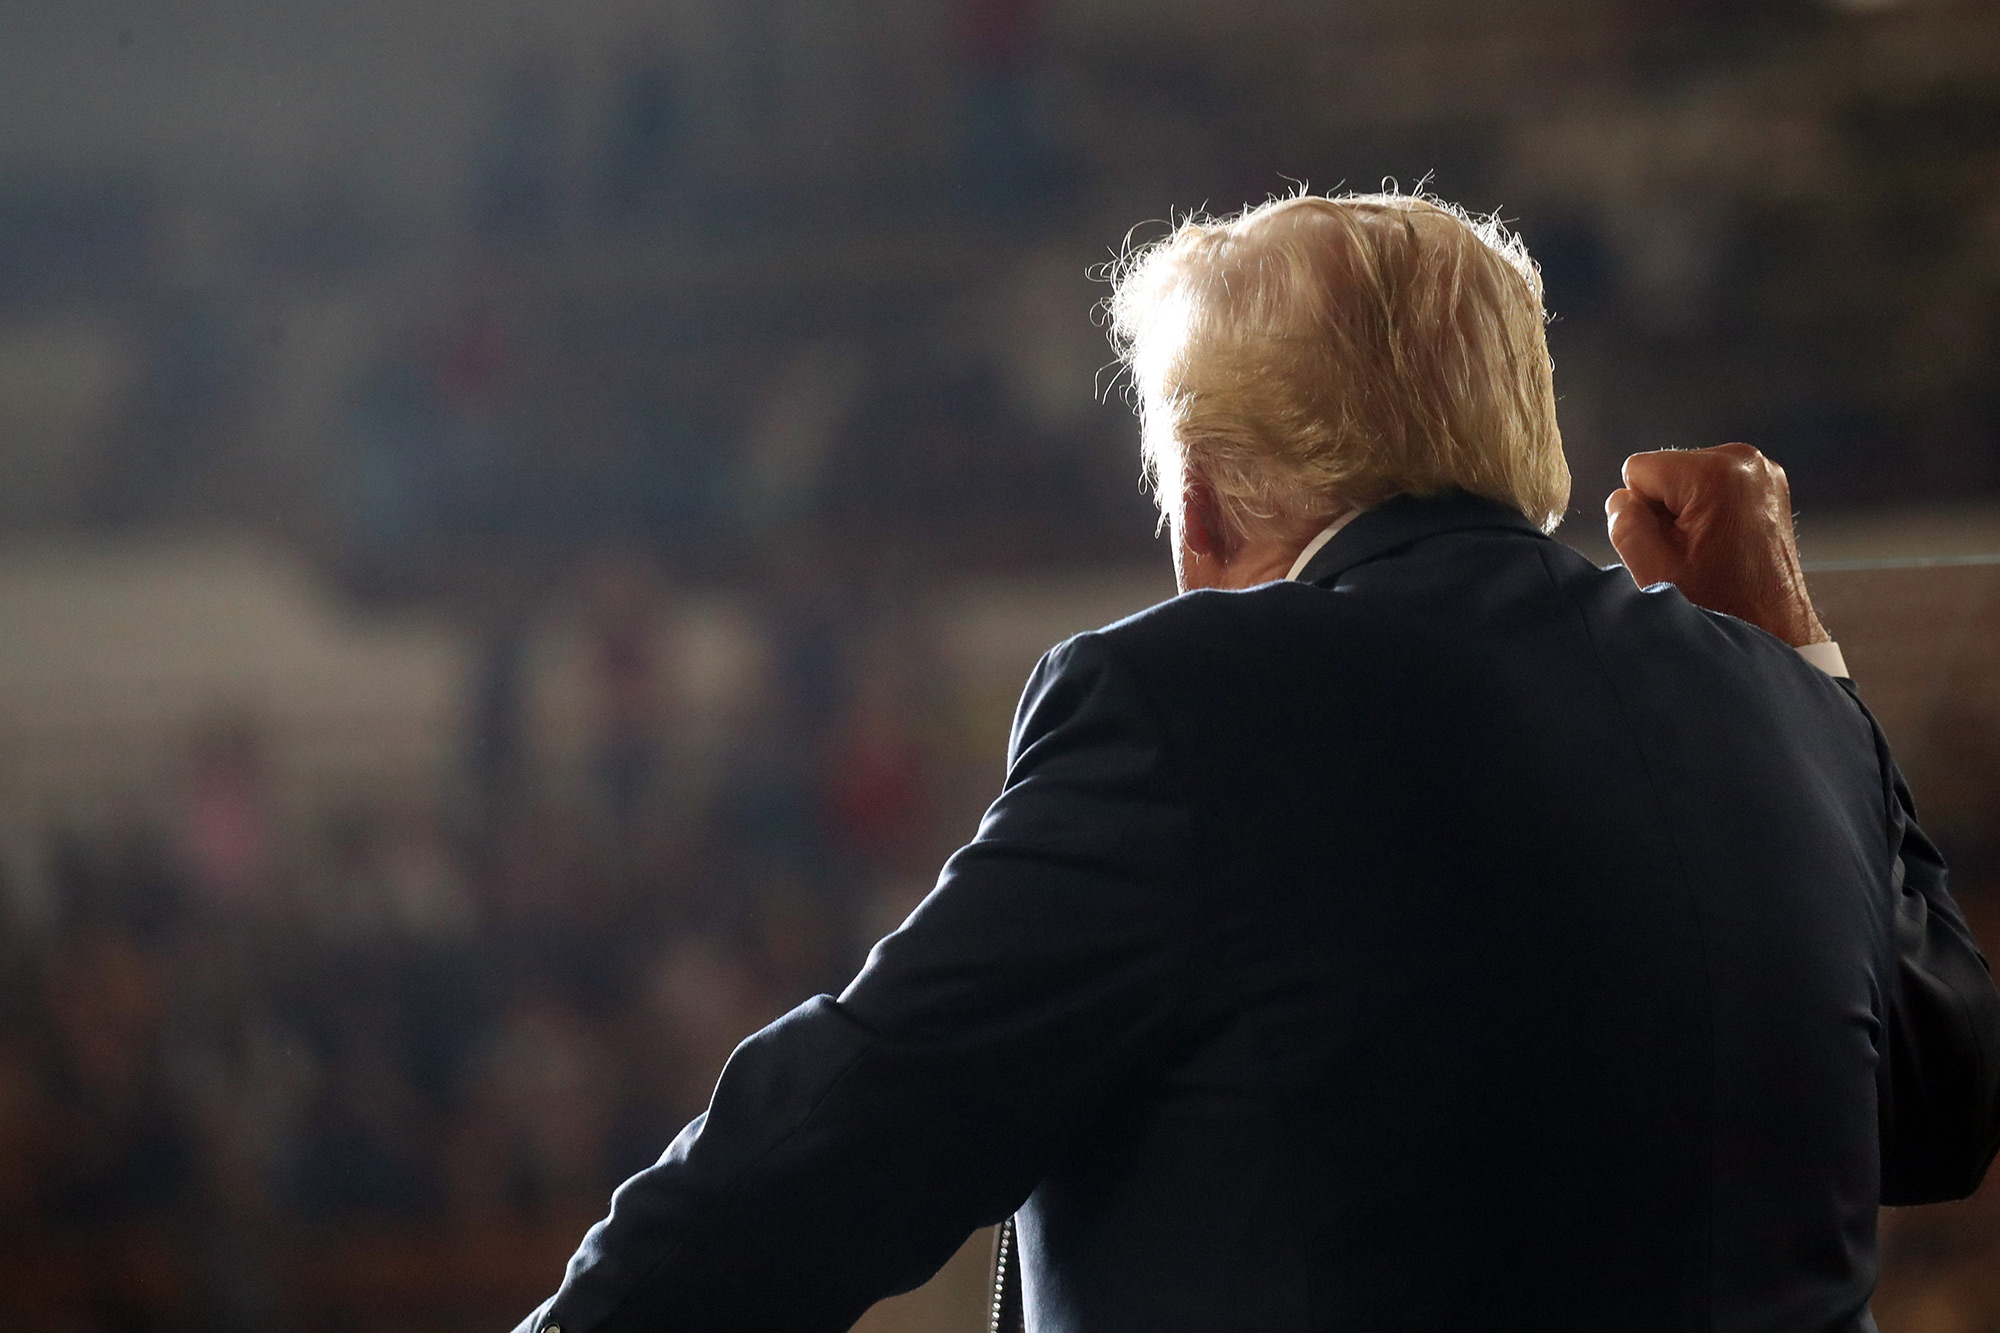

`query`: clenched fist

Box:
[1606,443,1831,649]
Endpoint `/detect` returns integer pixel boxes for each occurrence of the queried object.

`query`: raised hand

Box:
[1605,442,1830,649]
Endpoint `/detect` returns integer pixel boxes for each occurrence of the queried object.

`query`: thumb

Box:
[1606,487,1681,587]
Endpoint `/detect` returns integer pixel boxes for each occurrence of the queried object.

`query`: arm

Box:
[1855,687,2000,1204]
[1610,444,2000,1203]
[514,633,1199,1333]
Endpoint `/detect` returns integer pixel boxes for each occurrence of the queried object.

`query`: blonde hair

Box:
[1106,190,1570,540]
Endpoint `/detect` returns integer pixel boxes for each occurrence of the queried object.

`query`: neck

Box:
[1179,514,1348,592]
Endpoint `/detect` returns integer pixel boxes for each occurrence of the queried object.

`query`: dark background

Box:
[0,2,1997,1329]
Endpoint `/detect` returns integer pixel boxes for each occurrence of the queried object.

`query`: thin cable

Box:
[1803,553,2000,572]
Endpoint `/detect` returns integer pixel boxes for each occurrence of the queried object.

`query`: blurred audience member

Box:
[584,561,669,835]
[179,719,275,922]
[452,990,616,1219]
[600,46,685,225]
[0,1038,50,1224]
[41,932,190,1225]
[822,679,927,872]
[287,1039,439,1220]
[956,0,1054,213]
[466,625,532,835]
[740,343,868,536]
[474,60,570,243]
[639,935,775,1122]
[316,814,476,941]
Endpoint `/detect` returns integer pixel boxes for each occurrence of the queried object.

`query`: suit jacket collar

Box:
[1295,490,1549,586]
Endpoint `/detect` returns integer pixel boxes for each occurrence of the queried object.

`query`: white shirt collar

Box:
[1285,510,1365,581]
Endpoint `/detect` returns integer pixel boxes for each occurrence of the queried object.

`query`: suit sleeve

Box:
[512,632,1200,1333]
[1846,682,2000,1205]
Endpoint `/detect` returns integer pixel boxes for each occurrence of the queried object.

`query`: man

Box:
[515,194,2000,1332]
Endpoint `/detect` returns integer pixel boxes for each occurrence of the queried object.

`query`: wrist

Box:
[1764,605,1830,649]
[1769,546,1826,648]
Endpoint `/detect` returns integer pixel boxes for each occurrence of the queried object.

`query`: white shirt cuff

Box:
[1795,641,1848,679]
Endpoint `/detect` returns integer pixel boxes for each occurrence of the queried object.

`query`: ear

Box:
[1173,471,1239,593]
[1178,472,1231,564]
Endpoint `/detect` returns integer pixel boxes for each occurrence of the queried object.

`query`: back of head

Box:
[1108,192,1570,540]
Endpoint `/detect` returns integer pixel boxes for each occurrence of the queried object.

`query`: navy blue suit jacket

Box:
[517,493,2000,1333]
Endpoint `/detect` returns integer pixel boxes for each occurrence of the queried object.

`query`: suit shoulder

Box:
[1084,582,1355,656]
[1552,553,1873,746]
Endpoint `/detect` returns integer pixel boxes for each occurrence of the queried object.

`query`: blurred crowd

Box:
[0,553,975,1329]
[6,1,1998,566]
